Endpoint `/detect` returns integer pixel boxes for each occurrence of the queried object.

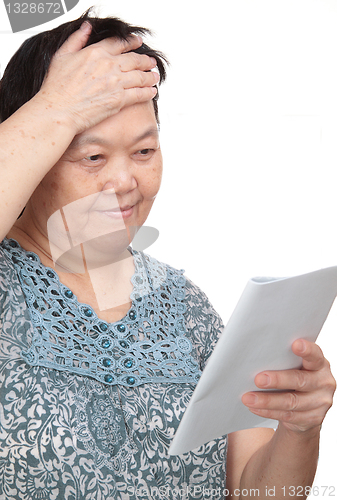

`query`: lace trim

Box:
[2,238,201,387]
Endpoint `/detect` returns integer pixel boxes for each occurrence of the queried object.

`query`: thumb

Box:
[56,21,92,56]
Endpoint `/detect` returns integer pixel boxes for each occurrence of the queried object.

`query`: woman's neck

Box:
[7,221,136,323]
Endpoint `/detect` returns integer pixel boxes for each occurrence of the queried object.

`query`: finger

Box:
[123,86,157,108]
[117,52,157,72]
[95,35,143,56]
[56,21,92,56]
[246,406,325,429]
[122,70,160,90]
[242,390,320,412]
[254,367,325,392]
[292,339,325,371]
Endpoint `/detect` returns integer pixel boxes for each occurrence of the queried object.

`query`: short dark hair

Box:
[0,9,168,123]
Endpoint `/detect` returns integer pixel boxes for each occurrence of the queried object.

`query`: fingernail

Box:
[150,57,157,66]
[258,374,270,387]
[80,21,91,34]
[137,35,143,44]
[244,393,258,406]
[297,340,306,354]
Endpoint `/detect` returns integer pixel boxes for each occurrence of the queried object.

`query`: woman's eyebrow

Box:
[68,135,111,149]
[133,127,159,143]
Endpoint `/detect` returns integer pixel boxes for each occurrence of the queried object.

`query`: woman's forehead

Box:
[69,101,159,150]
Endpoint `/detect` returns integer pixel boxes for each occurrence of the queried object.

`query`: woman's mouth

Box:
[97,205,134,219]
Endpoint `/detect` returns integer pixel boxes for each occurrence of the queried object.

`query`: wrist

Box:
[1,94,78,174]
[30,91,79,137]
[277,421,321,442]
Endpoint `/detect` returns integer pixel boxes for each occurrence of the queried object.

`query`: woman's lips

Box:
[97,205,134,219]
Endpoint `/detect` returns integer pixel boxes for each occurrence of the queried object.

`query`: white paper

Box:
[169,266,337,455]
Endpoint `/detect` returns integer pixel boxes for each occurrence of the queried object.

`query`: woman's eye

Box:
[135,149,154,158]
[85,154,102,162]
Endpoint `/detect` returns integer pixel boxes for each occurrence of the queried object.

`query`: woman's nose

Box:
[102,159,137,195]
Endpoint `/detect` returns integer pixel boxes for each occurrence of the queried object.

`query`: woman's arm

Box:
[0,22,158,242]
[227,425,319,500]
[226,340,336,499]
[0,95,78,240]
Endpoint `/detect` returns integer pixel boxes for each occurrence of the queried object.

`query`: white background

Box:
[1,0,336,496]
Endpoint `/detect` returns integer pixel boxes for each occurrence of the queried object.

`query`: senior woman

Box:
[0,11,335,500]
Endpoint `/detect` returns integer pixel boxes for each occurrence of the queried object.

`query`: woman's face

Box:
[27,100,163,265]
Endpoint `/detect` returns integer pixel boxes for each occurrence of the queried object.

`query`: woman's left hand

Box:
[241,339,336,433]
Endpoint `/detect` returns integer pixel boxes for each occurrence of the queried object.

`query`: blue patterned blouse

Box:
[0,238,227,500]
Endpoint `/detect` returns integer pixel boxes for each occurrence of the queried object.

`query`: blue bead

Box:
[124,359,133,369]
[84,308,93,317]
[129,310,137,320]
[136,276,143,284]
[103,358,112,368]
[126,376,136,385]
[117,324,126,333]
[9,240,18,248]
[102,339,111,349]
[47,270,55,278]
[104,374,113,384]
[119,341,128,348]
[64,289,73,298]
[100,323,108,332]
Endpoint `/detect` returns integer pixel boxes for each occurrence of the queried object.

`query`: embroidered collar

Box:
[2,238,201,387]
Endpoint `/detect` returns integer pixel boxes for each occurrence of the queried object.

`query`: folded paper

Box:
[169,266,337,455]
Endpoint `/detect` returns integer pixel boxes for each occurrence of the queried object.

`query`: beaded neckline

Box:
[2,238,201,387]
[4,237,140,323]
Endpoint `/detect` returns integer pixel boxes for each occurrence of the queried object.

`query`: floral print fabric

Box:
[0,242,227,500]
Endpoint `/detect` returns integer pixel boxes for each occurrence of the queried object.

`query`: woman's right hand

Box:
[35,22,159,134]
